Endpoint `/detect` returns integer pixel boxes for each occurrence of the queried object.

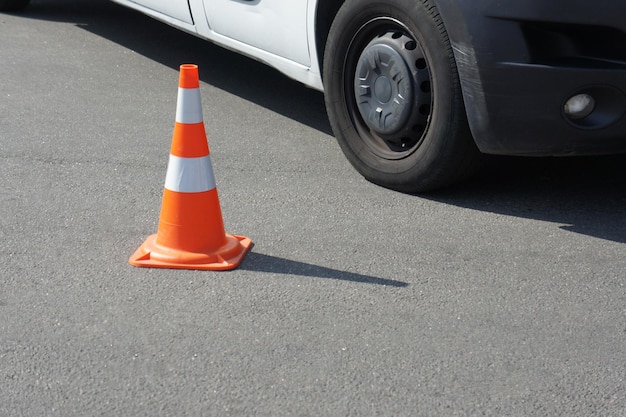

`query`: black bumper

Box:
[438,0,626,155]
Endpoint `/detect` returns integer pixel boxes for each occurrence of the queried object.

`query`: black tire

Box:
[323,0,481,193]
[0,0,30,11]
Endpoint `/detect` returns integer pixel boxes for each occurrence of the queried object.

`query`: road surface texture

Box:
[2,1,625,415]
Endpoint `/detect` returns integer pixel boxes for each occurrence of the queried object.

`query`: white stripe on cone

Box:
[164,154,216,193]
[175,88,203,124]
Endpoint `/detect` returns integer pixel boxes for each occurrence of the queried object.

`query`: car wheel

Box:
[0,0,30,11]
[323,0,481,193]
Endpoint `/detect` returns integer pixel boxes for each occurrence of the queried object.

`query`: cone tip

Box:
[179,64,200,89]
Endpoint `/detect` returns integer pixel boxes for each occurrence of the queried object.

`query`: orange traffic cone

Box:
[129,64,252,270]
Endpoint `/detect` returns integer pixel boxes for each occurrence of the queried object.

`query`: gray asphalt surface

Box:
[2,1,626,416]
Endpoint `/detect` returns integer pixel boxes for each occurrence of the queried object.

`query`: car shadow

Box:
[19,0,333,136]
[17,0,626,245]
[426,154,626,243]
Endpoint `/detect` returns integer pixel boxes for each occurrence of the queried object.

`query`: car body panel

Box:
[126,0,193,24]
[111,0,197,33]
[111,0,323,89]
[436,0,626,155]
[202,0,310,66]
[111,0,626,156]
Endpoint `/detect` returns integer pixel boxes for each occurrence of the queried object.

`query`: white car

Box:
[5,0,626,192]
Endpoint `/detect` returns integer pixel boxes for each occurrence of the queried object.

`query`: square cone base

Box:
[129,234,252,271]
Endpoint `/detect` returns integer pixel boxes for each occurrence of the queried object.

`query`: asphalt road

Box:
[2,1,626,416]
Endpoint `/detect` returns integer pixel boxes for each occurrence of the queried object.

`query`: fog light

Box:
[564,93,595,120]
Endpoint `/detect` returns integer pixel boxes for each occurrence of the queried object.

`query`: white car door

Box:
[128,0,193,25]
[202,0,310,66]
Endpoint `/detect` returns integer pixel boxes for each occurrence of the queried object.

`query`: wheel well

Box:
[315,0,345,81]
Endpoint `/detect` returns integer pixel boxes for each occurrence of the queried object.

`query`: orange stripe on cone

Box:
[170,123,209,158]
[129,64,252,271]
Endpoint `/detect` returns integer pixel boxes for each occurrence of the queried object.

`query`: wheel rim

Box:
[346,18,432,159]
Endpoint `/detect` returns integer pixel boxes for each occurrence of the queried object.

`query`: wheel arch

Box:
[314,0,464,77]
[314,0,346,83]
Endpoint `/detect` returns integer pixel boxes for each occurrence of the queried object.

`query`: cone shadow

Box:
[241,252,408,287]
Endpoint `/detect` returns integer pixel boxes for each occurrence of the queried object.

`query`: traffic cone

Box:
[129,64,252,270]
